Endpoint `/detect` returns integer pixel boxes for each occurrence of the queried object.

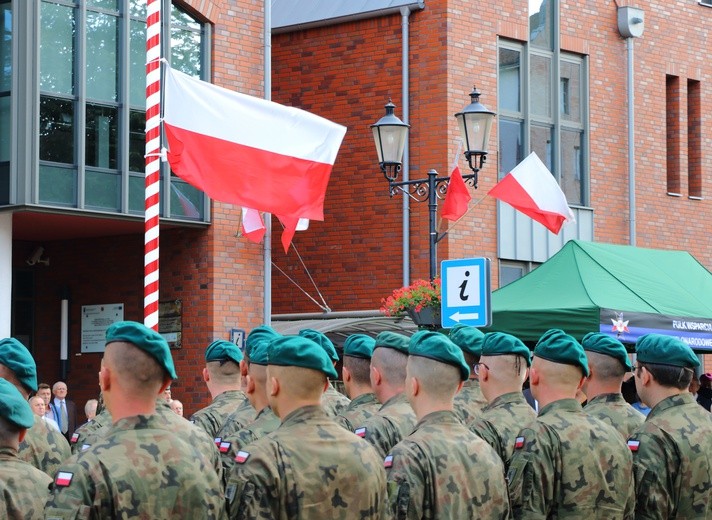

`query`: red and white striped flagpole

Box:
[144,0,161,330]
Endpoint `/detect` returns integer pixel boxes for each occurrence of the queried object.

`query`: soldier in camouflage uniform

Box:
[299,328,351,416]
[508,329,635,519]
[0,337,71,477]
[581,332,644,439]
[629,334,712,519]
[225,335,387,519]
[356,331,417,458]
[469,332,536,468]
[449,324,489,424]
[386,331,510,519]
[45,321,226,519]
[69,396,111,454]
[190,339,251,439]
[336,334,381,430]
[0,378,53,519]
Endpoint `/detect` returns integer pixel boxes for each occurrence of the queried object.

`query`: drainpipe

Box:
[401,6,411,287]
[617,7,644,246]
[263,0,272,324]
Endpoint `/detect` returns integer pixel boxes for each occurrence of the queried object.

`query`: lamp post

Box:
[371,87,495,280]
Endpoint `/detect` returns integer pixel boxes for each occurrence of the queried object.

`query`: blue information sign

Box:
[440,257,491,328]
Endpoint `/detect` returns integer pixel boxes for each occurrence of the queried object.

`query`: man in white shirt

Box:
[29,395,60,431]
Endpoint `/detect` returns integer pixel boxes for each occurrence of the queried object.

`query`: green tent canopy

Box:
[486,240,712,351]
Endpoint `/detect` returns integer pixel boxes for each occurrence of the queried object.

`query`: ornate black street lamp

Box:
[371,87,495,280]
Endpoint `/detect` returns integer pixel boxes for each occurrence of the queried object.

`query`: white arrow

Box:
[449,311,479,322]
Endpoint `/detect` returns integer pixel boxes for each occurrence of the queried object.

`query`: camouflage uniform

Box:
[386,410,510,519]
[219,406,280,484]
[321,383,351,417]
[69,409,112,454]
[629,393,712,519]
[215,397,257,440]
[469,391,536,467]
[0,446,52,519]
[190,389,250,439]
[583,392,645,440]
[17,414,71,477]
[357,393,416,459]
[452,379,488,424]
[44,414,226,519]
[508,398,635,519]
[336,392,380,431]
[225,405,388,519]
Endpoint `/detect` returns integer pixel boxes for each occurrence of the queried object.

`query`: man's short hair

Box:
[38,383,51,391]
[105,342,165,392]
[639,362,693,390]
[206,359,240,383]
[343,356,371,385]
[372,348,408,386]
[407,356,460,400]
[587,351,628,380]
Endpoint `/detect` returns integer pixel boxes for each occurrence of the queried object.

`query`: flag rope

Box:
[438,193,488,235]
[144,0,161,330]
[271,262,330,312]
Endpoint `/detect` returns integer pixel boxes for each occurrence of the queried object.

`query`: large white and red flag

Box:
[163,66,347,251]
[488,152,575,234]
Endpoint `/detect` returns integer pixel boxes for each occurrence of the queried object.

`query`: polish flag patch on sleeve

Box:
[514,436,525,450]
[627,439,640,452]
[214,437,222,446]
[55,471,74,487]
[384,455,394,468]
[354,427,367,438]
[219,441,231,454]
[70,433,79,444]
[235,450,250,464]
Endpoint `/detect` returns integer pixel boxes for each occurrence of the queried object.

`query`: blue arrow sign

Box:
[440,257,491,328]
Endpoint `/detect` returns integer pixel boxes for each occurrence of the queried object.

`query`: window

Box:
[499,261,539,287]
[0,0,11,204]
[38,0,207,219]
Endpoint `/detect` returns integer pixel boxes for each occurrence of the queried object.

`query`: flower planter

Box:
[406,307,442,329]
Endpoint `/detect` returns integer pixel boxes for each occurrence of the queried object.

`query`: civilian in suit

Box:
[51,381,77,440]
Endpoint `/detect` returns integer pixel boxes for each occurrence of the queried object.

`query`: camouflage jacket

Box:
[219,406,280,484]
[336,392,381,431]
[452,379,488,425]
[386,410,510,519]
[17,414,71,477]
[583,393,645,440]
[70,409,112,454]
[469,391,537,468]
[215,397,257,440]
[357,393,417,459]
[508,398,635,519]
[44,414,226,519]
[0,447,52,519]
[321,383,351,417]
[225,405,388,520]
[629,393,712,520]
[190,389,250,439]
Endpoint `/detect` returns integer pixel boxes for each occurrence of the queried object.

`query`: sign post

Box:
[440,257,491,328]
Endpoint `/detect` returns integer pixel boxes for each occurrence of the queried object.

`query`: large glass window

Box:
[0,0,11,204]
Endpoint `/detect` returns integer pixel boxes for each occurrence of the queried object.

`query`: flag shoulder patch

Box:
[384,454,394,468]
[70,433,79,444]
[627,439,640,452]
[514,436,525,449]
[354,427,367,438]
[219,441,231,453]
[214,437,222,446]
[55,471,74,487]
[235,450,250,463]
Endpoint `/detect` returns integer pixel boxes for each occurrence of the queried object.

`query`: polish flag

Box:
[441,165,471,221]
[488,152,575,234]
[163,66,347,249]
[241,208,266,244]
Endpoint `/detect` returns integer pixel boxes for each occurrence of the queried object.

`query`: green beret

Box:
[635,334,700,369]
[105,321,178,380]
[582,333,632,371]
[0,377,35,429]
[481,332,532,367]
[448,324,485,357]
[343,334,376,360]
[409,331,470,381]
[374,331,410,355]
[299,329,338,362]
[0,338,38,392]
[534,329,590,377]
[267,336,338,379]
[205,340,244,364]
[248,341,270,366]
[245,325,280,358]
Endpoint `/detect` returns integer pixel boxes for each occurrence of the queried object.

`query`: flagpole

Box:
[144,0,161,330]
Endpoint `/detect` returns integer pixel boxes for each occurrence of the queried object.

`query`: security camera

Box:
[27,246,49,266]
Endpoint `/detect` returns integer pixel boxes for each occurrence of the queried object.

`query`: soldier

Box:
[355,331,417,458]
[219,340,279,483]
[0,378,53,519]
[225,335,387,519]
[468,332,536,468]
[629,333,712,519]
[299,328,350,416]
[508,329,635,519]
[190,339,250,439]
[581,332,644,439]
[45,321,225,518]
[70,394,111,454]
[336,334,381,430]
[0,337,71,477]
[449,324,489,424]
[386,331,510,518]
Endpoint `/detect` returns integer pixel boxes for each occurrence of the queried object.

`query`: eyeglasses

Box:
[473,363,490,376]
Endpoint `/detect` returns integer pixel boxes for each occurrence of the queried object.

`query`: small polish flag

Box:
[514,436,525,449]
[55,471,74,487]
[384,455,394,468]
[627,440,640,452]
[354,427,366,438]
[70,433,79,444]
[219,441,231,454]
[81,444,91,452]
[235,450,250,464]
[214,437,222,447]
